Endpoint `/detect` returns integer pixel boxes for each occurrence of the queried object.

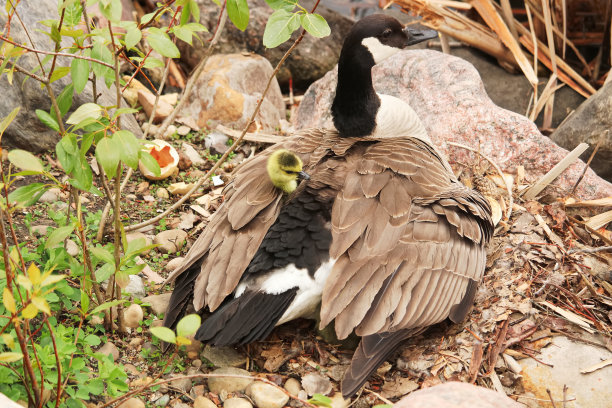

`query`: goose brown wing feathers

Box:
[163,129,333,328]
[321,137,493,340]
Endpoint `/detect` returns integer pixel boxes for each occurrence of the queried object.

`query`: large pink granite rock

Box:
[393,382,522,408]
[294,50,612,200]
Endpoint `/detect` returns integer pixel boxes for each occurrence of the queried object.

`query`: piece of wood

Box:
[581,358,612,374]
[586,209,612,231]
[565,197,612,208]
[471,0,538,85]
[216,124,285,144]
[539,300,594,333]
[522,142,589,200]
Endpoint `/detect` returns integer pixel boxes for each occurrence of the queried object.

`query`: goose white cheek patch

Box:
[362,37,401,64]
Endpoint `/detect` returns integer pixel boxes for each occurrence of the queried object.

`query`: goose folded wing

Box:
[321,138,492,339]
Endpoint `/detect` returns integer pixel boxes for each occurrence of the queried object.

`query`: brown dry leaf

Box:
[135,181,150,194]
[486,195,503,226]
[301,373,332,396]
[178,212,198,230]
[381,376,418,399]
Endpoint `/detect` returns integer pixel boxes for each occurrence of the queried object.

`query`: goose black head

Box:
[332,15,437,138]
[267,149,310,194]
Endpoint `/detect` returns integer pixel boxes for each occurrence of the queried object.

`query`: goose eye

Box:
[381,29,392,38]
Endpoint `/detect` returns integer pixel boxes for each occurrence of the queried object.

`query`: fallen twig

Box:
[567,245,612,255]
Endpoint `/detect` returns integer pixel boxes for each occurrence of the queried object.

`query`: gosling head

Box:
[267,149,310,194]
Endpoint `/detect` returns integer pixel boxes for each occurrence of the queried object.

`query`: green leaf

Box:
[91,247,115,265]
[71,58,89,93]
[67,103,102,125]
[95,136,120,178]
[263,9,300,48]
[176,314,201,338]
[140,11,156,25]
[49,66,71,84]
[300,13,330,38]
[173,26,193,44]
[265,0,298,11]
[95,263,115,283]
[227,0,249,31]
[125,25,142,50]
[146,28,180,58]
[36,109,60,131]
[180,0,193,25]
[3,287,16,314]
[99,0,122,23]
[0,352,23,363]
[91,40,114,81]
[150,326,176,344]
[84,334,102,346]
[91,299,125,315]
[0,106,20,136]
[56,133,78,173]
[308,394,332,408]
[112,107,138,119]
[69,154,93,191]
[113,130,140,170]
[56,83,74,118]
[45,224,76,249]
[50,22,61,45]
[138,150,161,177]
[8,183,46,206]
[8,149,44,172]
[80,289,90,313]
[64,2,83,26]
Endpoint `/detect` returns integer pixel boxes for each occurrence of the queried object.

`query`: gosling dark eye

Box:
[285,170,296,175]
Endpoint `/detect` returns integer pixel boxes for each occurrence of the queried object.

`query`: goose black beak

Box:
[403,26,438,47]
[297,171,310,180]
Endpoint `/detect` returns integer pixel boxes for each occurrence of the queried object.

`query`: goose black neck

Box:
[332,44,380,138]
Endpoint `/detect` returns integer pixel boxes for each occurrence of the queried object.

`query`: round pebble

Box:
[224,398,253,408]
[247,382,289,408]
[207,367,253,393]
[284,377,302,395]
[194,396,217,408]
[117,398,145,408]
[123,304,144,328]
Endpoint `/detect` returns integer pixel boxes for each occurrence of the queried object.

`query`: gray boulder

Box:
[179,0,353,88]
[551,81,612,181]
[0,0,142,153]
[393,382,522,408]
[294,50,612,199]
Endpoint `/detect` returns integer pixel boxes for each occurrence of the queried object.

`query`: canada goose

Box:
[164,14,493,397]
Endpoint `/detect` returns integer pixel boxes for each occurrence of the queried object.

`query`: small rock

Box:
[125,193,138,201]
[124,275,146,299]
[246,382,289,408]
[126,232,153,255]
[156,187,170,199]
[31,225,51,237]
[153,229,188,253]
[64,239,79,257]
[394,382,522,408]
[192,359,203,368]
[207,367,253,393]
[143,195,156,202]
[155,394,170,406]
[284,378,302,395]
[51,201,68,212]
[177,149,193,170]
[202,345,247,368]
[171,376,193,393]
[192,384,205,397]
[142,122,159,135]
[124,363,141,376]
[117,398,145,408]
[167,182,196,196]
[224,398,253,408]
[90,315,104,326]
[518,336,612,407]
[123,304,144,328]
[301,373,332,396]
[205,131,229,155]
[129,337,144,347]
[172,403,191,408]
[160,93,178,106]
[138,89,173,124]
[39,188,61,203]
[177,125,191,136]
[142,293,172,315]
[186,335,202,360]
[182,143,206,166]
[98,342,120,361]
[163,124,178,141]
[329,394,349,408]
[194,396,217,408]
[165,257,185,273]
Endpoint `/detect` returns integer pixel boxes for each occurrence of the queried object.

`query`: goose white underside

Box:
[234,260,335,326]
